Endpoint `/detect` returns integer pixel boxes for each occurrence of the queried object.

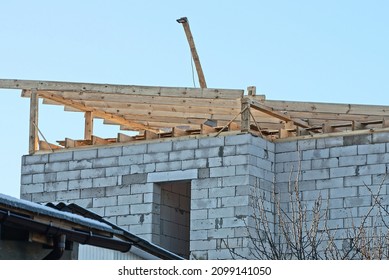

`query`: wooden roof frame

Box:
[1,78,389,154]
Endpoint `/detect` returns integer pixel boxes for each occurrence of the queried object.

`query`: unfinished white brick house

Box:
[3,79,389,259]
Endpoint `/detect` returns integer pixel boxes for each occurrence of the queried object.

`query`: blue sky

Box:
[0,1,388,198]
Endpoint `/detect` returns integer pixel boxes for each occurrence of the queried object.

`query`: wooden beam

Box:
[177,17,207,88]
[39,141,62,151]
[29,90,39,154]
[117,133,134,143]
[246,98,310,128]
[84,111,93,140]
[5,79,244,99]
[92,135,111,145]
[241,100,250,132]
[247,86,256,96]
[36,91,161,133]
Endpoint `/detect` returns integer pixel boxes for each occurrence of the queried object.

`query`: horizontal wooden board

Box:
[8,79,243,99]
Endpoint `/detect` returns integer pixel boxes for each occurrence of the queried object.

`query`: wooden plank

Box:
[246,98,310,128]
[117,133,134,143]
[144,130,159,140]
[84,111,93,140]
[4,79,243,99]
[241,101,250,132]
[39,141,63,151]
[29,90,39,154]
[263,100,389,116]
[172,127,190,137]
[177,17,207,88]
[247,86,256,96]
[23,90,242,108]
[36,91,161,133]
[92,135,111,145]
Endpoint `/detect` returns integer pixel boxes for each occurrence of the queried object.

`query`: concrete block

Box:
[358,143,385,155]
[221,217,246,228]
[330,166,357,178]
[81,187,105,198]
[199,136,224,148]
[330,207,358,219]
[191,219,216,230]
[198,168,210,179]
[302,169,329,180]
[106,166,130,176]
[330,187,357,198]
[56,189,80,201]
[171,139,198,151]
[49,152,73,162]
[32,173,46,183]
[358,164,386,175]
[130,183,154,194]
[276,151,300,163]
[156,161,182,172]
[122,143,147,155]
[130,203,153,214]
[236,144,250,155]
[73,149,98,160]
[208,228,235,239]
[223,145,236,156]
[372,174,387,185]
[344,196,371,208]
[118,194,143,205]
[93,196,117,207]
[330,146,357,157]
[222,196,249,207]
[21,183,44,194]
[209,186,236,198]
[316,137,344,148]
[105,184,132,196]
[24,154,49,164]
[105,205,130,216]
[312,158,338,169]
[148,169,197,182]
[225,134,251,146]
[223,176,250,188]
[31,192,56,203]
[284,160,311,172]
[302,148,329,160]
[144,152,169,163]
[69,159,93,170]
[191,209,208,221]
[191,198,218,210]
[45,181,68,192]
[251,135,270,150]
[298,139,316,151]
[92,157,119,168]
[118,155,144,166]
[80,168,105,179]
[97,146,122,157]
[339,155,367,166]
[276,141,297,153]
[192,178,222,189]
[131,163,156,174]
[191,189,209,200]
[57,170,81,181]
[169,150,194,161]
[344,134,372,146]
[223,155,248,166]
[182,158,208,169]
[21,164,45,175]
[344,175,372,187]
[327,198,343,209]
[302,189,327,200]
[195,147,223,159]
[21,175,33,184]
[208,157,222,167]
[316,178,344,189]
[367,154,389,164]
[275,163,284,173]
[122,173,147,185]
[68,179,93,190]
[92,176,118,188]
[372,132,389,144]
[147,142,172,153]
[45,162,69,173]
[210,166,235,177]
[190,229,208,240]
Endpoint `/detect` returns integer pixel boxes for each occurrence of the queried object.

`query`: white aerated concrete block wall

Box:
[21,131,389,259]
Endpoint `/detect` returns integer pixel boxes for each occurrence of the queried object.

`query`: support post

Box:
[84,111,93,140]
[29,90,39,154]
[241,100,250,132]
